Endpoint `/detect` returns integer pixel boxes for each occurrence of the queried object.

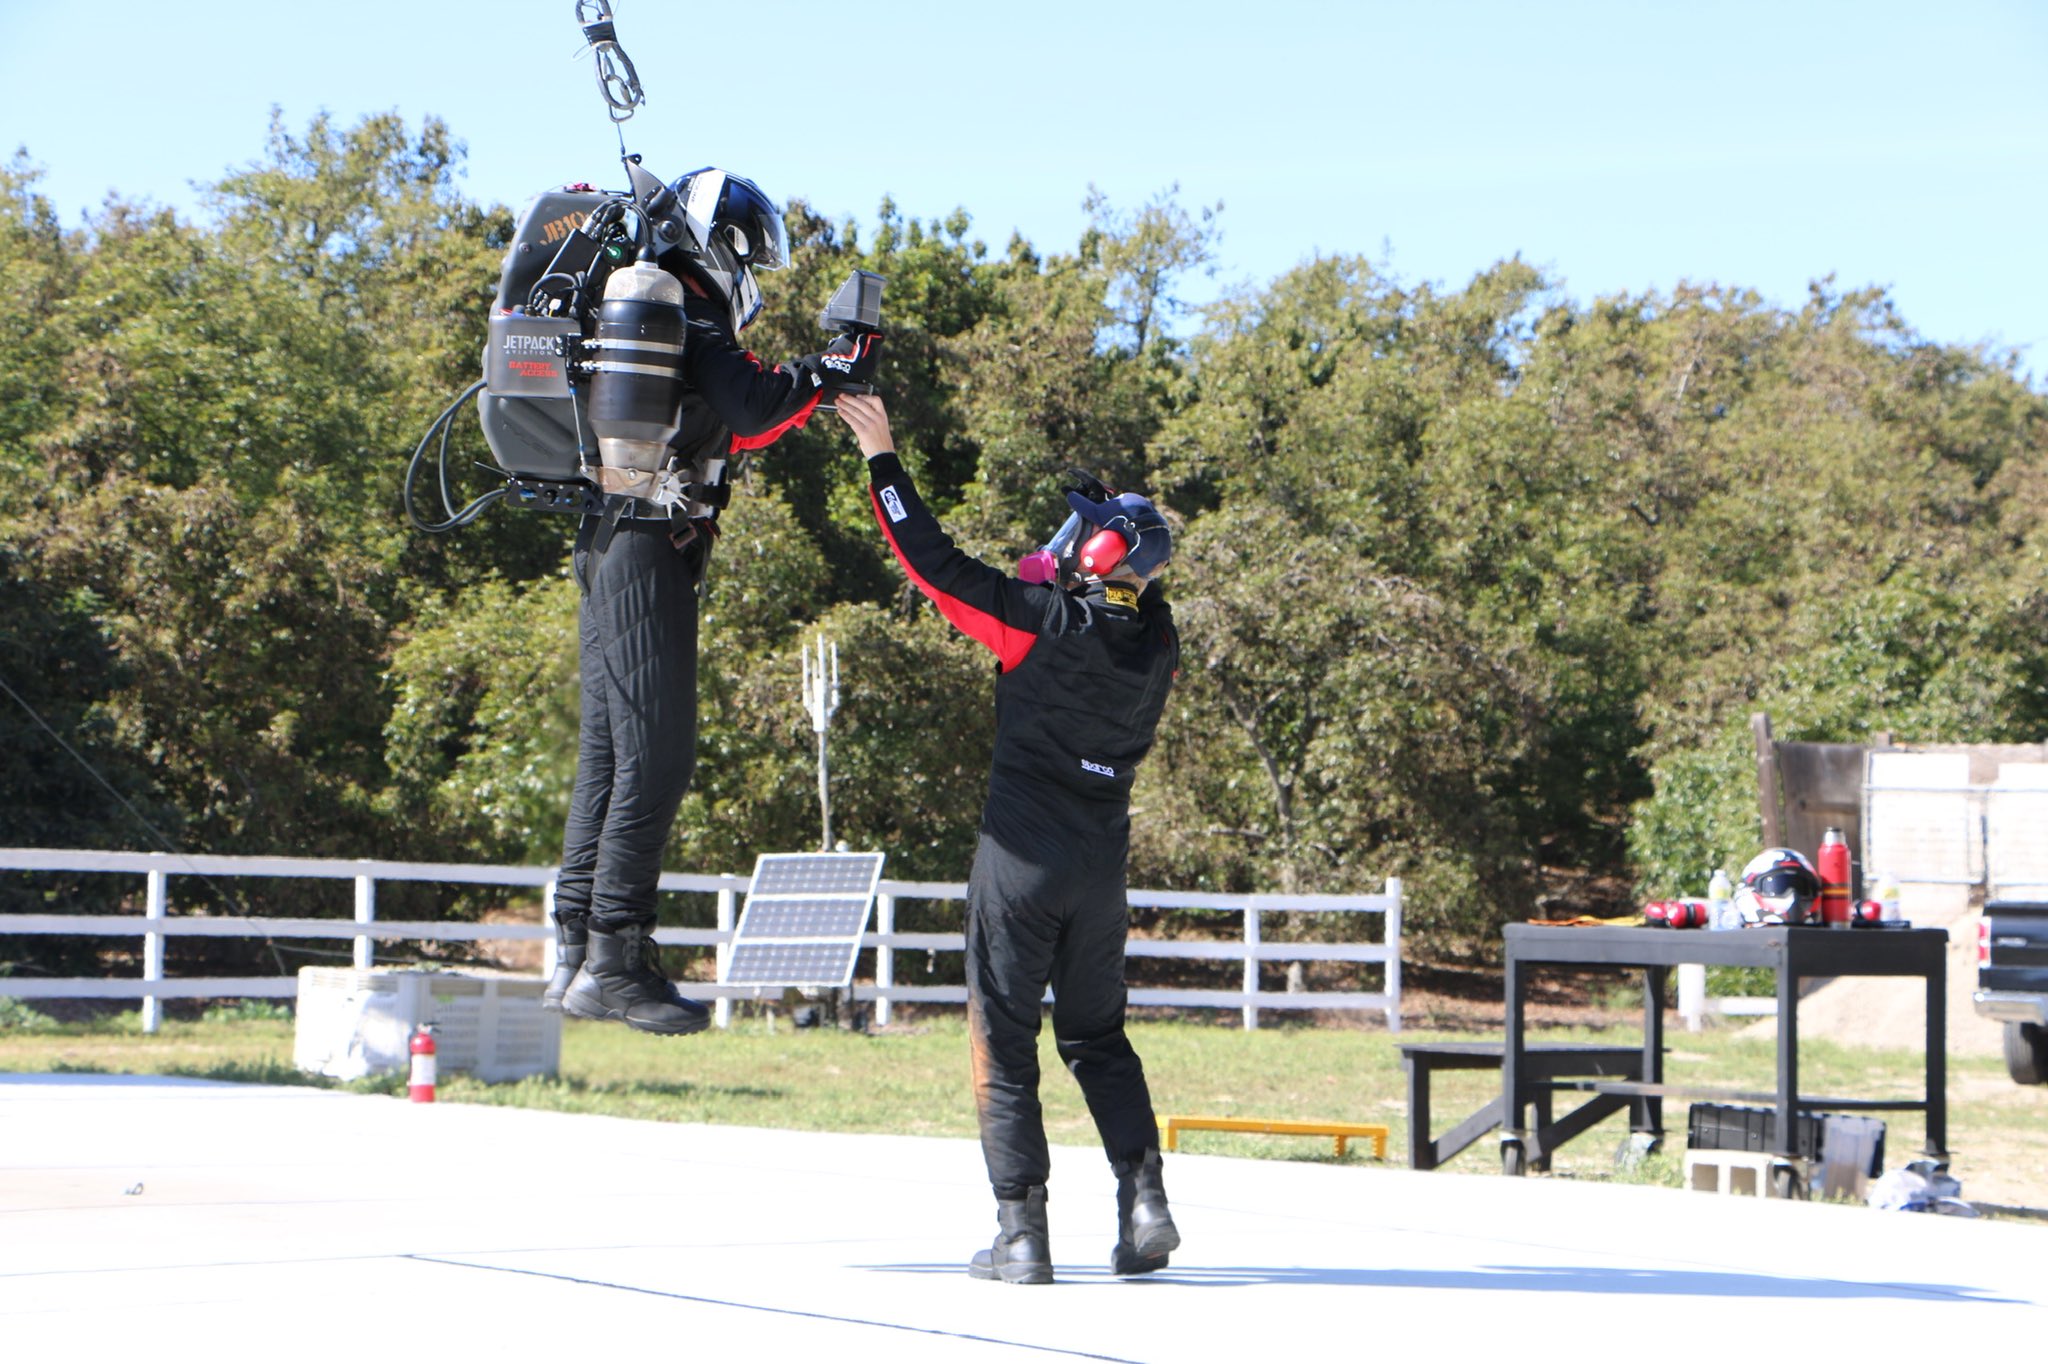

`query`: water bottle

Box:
[1707,867,1734,931]
[1876,868,1903,925]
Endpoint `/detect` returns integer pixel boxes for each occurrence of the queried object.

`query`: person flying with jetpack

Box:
[403,2,885,1032]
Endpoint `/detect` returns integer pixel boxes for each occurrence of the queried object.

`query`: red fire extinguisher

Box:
[1817,828,1852,929]
[409,1022,438,1103]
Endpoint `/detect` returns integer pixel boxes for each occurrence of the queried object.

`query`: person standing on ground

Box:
[836,390,1182,1284]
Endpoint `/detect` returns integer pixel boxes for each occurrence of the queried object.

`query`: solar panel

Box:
[719,852,886,988]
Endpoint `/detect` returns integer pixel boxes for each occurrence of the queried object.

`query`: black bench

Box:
[1399,1041,1649,1172]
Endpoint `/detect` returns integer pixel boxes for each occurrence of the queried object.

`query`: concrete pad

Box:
[2,1073,2041,1360]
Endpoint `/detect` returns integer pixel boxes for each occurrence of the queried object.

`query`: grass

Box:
[3,1006,2043,1214]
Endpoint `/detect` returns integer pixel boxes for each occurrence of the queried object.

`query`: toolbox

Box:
[1685,1102,1827,1161]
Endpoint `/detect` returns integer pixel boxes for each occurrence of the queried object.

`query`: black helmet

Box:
[672,168,787,331]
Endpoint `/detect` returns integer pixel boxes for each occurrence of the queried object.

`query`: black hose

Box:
[403,379,502,532]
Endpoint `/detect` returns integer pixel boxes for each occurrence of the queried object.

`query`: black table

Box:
[1500,923,1947,1191]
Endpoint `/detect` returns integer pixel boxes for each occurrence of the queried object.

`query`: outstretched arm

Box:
[684,292,822,451]
[839,394,1050,671]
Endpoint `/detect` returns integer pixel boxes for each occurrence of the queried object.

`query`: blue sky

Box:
[3,0,2044,370]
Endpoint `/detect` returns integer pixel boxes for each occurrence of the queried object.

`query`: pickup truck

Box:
[1977,900,2048,1086]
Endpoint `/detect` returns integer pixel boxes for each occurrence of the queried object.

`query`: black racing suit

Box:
[866,452,1180,1199]
[554,284,824,935]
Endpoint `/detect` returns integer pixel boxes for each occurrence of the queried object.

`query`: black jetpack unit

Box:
[405,158,684,530]
[404,166,887,532]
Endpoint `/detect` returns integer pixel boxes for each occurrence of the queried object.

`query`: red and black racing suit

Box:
[867,451,1180,1199]
[553,285,823,936]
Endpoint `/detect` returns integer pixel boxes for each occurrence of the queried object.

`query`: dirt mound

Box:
[1739,883,2003,1056]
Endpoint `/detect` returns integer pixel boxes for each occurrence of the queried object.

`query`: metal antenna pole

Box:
[801,636,841,851]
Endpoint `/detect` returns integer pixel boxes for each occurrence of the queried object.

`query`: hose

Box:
[402,380,503,532]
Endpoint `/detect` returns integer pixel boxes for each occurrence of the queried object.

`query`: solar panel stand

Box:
[718,851,888,1007]
[831,985,870,1033]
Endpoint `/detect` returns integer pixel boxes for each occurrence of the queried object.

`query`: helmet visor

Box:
[1016,510,1085,584]
[746,206,788,271]
[679,170,788,271]
[724,175,787,271]
[1043,510,1086,561]
[1749,868,1814,918]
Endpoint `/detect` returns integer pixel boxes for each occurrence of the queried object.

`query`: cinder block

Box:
[1684,1149,1800,1198]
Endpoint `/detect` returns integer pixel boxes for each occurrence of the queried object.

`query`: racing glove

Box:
[793,330,884,391]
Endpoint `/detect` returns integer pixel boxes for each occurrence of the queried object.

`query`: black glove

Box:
[795,330,884,391]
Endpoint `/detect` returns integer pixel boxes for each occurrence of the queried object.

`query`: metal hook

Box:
[574,0,645,123]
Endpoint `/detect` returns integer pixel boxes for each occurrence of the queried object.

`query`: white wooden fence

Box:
[0,849,1402,1034]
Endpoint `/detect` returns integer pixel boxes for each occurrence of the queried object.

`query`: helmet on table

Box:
[1734,847,1822,924]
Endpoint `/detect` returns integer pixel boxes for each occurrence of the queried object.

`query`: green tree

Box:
[10,105,2048,984]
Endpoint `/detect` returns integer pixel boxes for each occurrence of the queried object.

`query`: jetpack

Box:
[404,1,884,533]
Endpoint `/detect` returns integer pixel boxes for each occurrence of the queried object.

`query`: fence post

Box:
[1677,963,1706,1032]
[353,871,375,971]
[142,865,167,1034]
[714,887,735,1029]
[541,878,559,983]
[1242,904,1261,1031]
[874,892,895,1028]
[1385,876,1403,1034]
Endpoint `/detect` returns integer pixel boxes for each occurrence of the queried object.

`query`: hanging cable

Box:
[0,669,292,976]
[0,670,185,862]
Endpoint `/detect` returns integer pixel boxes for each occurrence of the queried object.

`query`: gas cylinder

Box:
[1816,828,1852,928]
[409,1022,438,1103]
[586,260,687,496]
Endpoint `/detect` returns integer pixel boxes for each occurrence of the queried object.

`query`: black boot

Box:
[561,923,709,1035]
[1111,1148,1178,1275]
[541,915,587,1014]
[968,1186,1053,1284]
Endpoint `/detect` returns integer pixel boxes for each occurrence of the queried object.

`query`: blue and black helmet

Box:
[1016,471,1173,585]
[1066,489,1172,579]
[668,168,787,331]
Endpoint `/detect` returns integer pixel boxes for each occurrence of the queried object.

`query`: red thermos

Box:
[1817,828,1852,928]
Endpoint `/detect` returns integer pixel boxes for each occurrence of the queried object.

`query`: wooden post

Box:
[1677,962,1706,1032]
[874,893,895,1029]
[1384,877,1403,1034]
[541,878,559,984]
[714,887,735,1029]
[352,872,375,970]
[142,865,167,1034]
[1242,906,1261,1031]
[1752,712,1784,847]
